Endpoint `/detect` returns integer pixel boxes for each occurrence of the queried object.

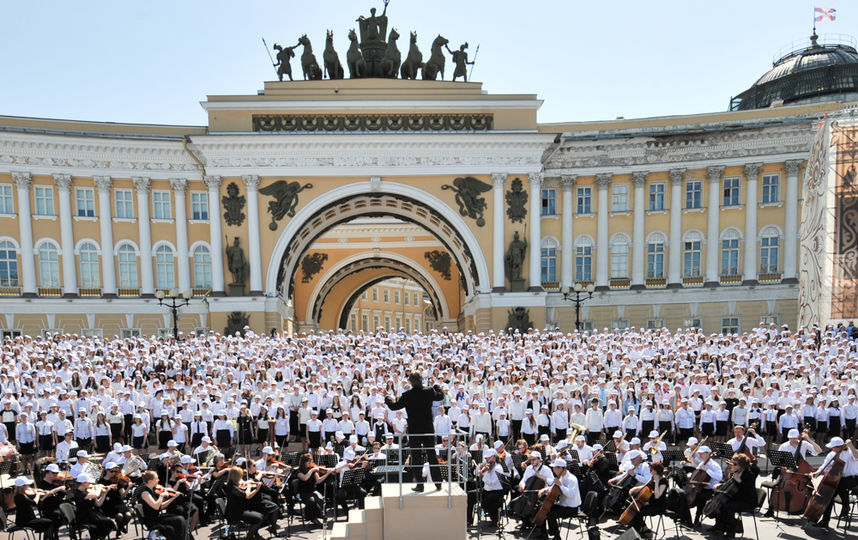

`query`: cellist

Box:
[763,428,821,517]
[710,453,758,537]
[516,451,554,530]
[676,445,722,527]
[628,462,668,538]
[808,437,858,529]
[533,458,581,540]
[726,425,765,460]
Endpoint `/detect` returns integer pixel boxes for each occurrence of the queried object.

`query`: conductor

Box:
[384,372,443,492]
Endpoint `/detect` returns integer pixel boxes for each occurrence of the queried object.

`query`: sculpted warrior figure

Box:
[505,231,528,281]
[273,43,299,82]
[445,42,474,82]
[225,237,247,285]
[357,0,390,44]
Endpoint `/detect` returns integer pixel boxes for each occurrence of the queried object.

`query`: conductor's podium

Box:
[331,482,467,540]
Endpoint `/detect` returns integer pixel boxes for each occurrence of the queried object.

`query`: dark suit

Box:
[386,384,443,486]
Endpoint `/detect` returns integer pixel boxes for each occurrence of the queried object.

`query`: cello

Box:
[618,481,653,526]
[510,464,547,522]
[770,433,814,514]
[684,456,711,506]
[803,439,850,522]
[532,475,563,527]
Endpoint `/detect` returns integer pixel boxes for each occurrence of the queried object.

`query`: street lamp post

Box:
[560,282,596,331]
[155,288,194,339]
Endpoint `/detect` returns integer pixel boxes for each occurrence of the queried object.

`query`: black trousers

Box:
[546,505,578,536]
[409,434,441,486]
[467,489,504,523]
[678,427,694,443]
[822,475,858,523]
[715,499,755,534]
[586,431,601,445]
[511,420,522,439]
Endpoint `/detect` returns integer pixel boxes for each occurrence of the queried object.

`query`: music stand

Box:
[317,454,338,468]
[767,450,797,471]
[710,442,734,459]
[567,461,584,481]
[662,449,685,465]
[567,449,580,462]
[471,450,483,465]
[340,467,366,512]
[605,453,618,470]
[511,454,526,472]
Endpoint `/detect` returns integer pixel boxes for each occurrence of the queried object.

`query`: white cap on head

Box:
[14,477,32,487]
[552,458,567,468]
[827,437,845,448]
[45,464,60,473]
[530,451,542,460]
[697,445,712,454]
[76,474,94,484]
[539,434,550,442]
[104,462,118,470]
[648,430,659,438]
[76,450,89,458]
[575,435,585,442]
[788,429,800,439]
[593,444,603,451]
[630,437,641,445]
[687,437,699,446]
[483,448,496,459]
[262,446,275,455]
[613,430,623,438]
[493,440,504,449]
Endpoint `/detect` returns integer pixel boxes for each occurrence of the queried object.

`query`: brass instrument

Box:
[567,423,585,442]
[649,430,668,455]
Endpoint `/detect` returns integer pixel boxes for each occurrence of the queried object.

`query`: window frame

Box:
[611,183,629,212]
[74,187,96,218]
[722,177,741,207]
[36,241,61,288]
[761,174,780,204]
[117,244,138,289]
[190,191,210,221]
[152,190,172,220]
[541,188,557,216]
[192,245,212,289]
[78,241,100,289]
[0,184,14,215]
[0,240,19,287]
[648,182,666,211]
[33,185,55,217]
[155,244,176,290]
[646,234,666,279]
[114,189,134,219]
[685,180,702,210]
[576,186,592,215]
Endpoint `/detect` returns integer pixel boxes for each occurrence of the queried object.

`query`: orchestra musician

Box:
[709,453,758,537]
[727,425,765,460]
[466,448,506,527]
[138,470,188,540]
[763,428,821,517]
[13,476,57,540]
[164,461,202,532]
[99,462,132,534]
[73,473,117,540]
[537,458,581,540]
[621,438,643,466]
[516,451,554,529]
[335,445,367,516]
[295,452,338,527]
[681,437,703,470]
[537,434,556,461]
[676,445,722,527]
[610,430,630,463]
[808,437,858,529]
[34,463,66,526]
[572,435,594,463]
[642,430,666,463]
[608,449,651,490]
[242,460,282,536]
[224,466,271,540]
[628,462,668,539]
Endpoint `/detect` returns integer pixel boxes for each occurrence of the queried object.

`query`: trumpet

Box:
[650,430,668,455]
[568,423,586,442]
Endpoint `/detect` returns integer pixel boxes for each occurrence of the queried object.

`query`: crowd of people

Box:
[0,321,856,539]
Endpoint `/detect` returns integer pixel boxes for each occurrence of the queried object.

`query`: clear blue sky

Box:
[0,1,849,126]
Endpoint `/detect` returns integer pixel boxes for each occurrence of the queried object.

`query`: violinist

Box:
[296,452,337,528]
[710,454,758,537]
[628,462,668,539]
[572,435,594,463]
[538,458,581,540]
[466,449,505,527]
[164,461,202,532]
[763,428,821,517]
[334,445,365,516]
[676,445,722,527]
[242,460,282,536]
[35,463,66,525]
[493,440,514,480]
[537,434,556,461]
[808,437,858,529]
[13,476,57,540]
[72,473,116,540]
[138,470,187,540]
[224,466,268,540]
[99,462,132,534]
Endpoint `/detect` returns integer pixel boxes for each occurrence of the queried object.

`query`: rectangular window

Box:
[647,242,665,278]
[152,191,171,220]
[579,321,594,332]
[34,186,54,216]
[383,289,390,303]
[541,246,557,282]
[405,318,411,334]
[721,238,740,275]
[404,292,410,305]
[361,314,368,330]
[760,236,779,273]
[395,315,401,329]
[373,315,379,330]
[384,316,391,330]
[372,288,378,301]
[646,319,664,330]
[0,185,14,214]
[683,240,702,277]
[361,291,368,300]
[394,290,400,303]
[114,189,134,219]
[683,318,702,329]
[75,187,95,217]
[190,191,209,220]
[648,183,665,211]
[350,314,356,332]
[611,319,630,330]
[610,243,628,279]
[722,317,740,334]
[575,245,592,282]
[685,181,702,209]
[413,293,419,305]
[611,184,628,212]
[541,188,556,216]
[723,177,740,206]
[761,174,780,204]
[576,187,592,215]
[415,315,421,331]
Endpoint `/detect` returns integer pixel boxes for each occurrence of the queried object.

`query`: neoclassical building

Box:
[0,30,856,338]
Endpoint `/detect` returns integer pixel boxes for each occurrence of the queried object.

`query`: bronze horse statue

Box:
[380,28,401,78]
[400,31,423,80]
[422,35,448,80]
[346,29,366,79]
[297,34,322,80]
[323,30,344,80]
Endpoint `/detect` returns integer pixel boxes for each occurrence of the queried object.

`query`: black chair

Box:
[835,485,858,531]
[0,506,39,540]
[736,488,766,540]
[214,497,250,540]
[58,503,96,540]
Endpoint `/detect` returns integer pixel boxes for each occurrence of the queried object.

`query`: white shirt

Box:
[519,462,555,489]
[819,448,858,477]
[480,462,505,491]
[553,471,582,508]
[777,440,819,460]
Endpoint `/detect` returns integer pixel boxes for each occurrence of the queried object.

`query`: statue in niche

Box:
[225,311,249,336]
[222,182,246,226]
[225,236,247,286]
[505,177,527,223]
[441,176,491,227]
[506,307,532,334]
[505,231,528,281]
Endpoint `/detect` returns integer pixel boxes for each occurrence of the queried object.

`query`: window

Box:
[648,183,665,211]
[37,242,60,287]
[152,191,171,220]
[0,241,18,287]
[760,315,778,325]
[415,315,421,331]
[395,315,401,329]
[413,293,419,305]
[373,315,379,330]
[405,318,411,333]
[683,318,702,329]
[762,174,780,204]
[78,242,100,288]
[610,235,629,279]
[646,233,665,279]
[0,185,13,214]
[349,314,356,332]
[541,238,558,283]
[404,292,410,305]
[372,288,378,301]
[384,316,391,330]
[541,188,556,216]
[155,245,175,289]
[722,317,740,334]
[575,237,593,282]
[117,244,138,288]
[611,319,630,330]
[760,228,779,274]
[721,229,740,276]
[383,289,390,303]
[75,188,95,217]
[81,328,103,339]
[612,183,629,212]
[723,177,740,206]
[0,330,22,340]
[115,189,134,219]
[576,186,592,215]
[190,192,209,220]
[34,186,54,216]
[361,291,368,300]
[579,321,594,332]
[646,319,664,330]
[394,290,400,303]
[686,181,702,209]
[193,245,212,288]
[683,232,702,278]
[361,314,368,330]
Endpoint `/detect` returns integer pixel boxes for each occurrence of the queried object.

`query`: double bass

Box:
[803,440,849,522]
[510,464,547,521]
[618,481,653,526]
[684,456,711,506]
[532,476,563,527]
[770,435,814,514]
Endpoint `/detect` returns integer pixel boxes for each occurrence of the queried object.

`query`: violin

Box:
[153,485,181,497]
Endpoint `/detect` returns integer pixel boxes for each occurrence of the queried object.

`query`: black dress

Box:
[138,485,188,540]
[297,468,324,521]
[13,492,55,539]
[237,415,253,445]
[224,482,264,536]
[73,488,115,540]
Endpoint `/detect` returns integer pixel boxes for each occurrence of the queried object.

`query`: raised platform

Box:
[331,482,466,540]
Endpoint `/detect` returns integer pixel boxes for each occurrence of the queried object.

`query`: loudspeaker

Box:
[614,529,641,540]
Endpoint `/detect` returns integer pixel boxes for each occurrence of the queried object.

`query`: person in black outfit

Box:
[34,464,66,527]
[224,466,268,540]
[629,462,668,539]
[99,464,133,534]
[295,453,338,527]
[383,372,443,492]
[712,454,759,537]
[137,470,188,540]
[72,473,117,540]
[12,477,56,540]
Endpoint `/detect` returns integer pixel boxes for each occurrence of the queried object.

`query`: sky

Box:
[0,1,850,127]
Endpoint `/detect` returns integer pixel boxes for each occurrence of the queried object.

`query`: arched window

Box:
[646,233,665,279]
[117,244,138,289]
[37,241,60,288]
[575,237,593,282]
[683,231,703,278]
[78,242,100,288]
[540,237,558,283]
[0,241,18,287]
[192,245,212,289]
[155,245,175,290]
[760,227,780,274]
[610,234,629,279]
[721,229,741,276]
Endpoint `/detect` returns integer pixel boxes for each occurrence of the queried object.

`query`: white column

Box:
[133,177,155,296]
[631,171,647,289]
[243,175,263,295]
[94,176,117,296]
[783,160,802,282]
[560,175,575,289]
[743,162,761,284]
[668,168,685,287]
[491,172,506,291]
[528,172,543,290]
[53,174,77,297]
[705,166,724,286]
[12,172,36,296]
[171,178,191,292]
[205,175,226,295]
[595,173,611,289]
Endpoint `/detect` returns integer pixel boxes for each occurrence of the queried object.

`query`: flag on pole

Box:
[814,7,836,22]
